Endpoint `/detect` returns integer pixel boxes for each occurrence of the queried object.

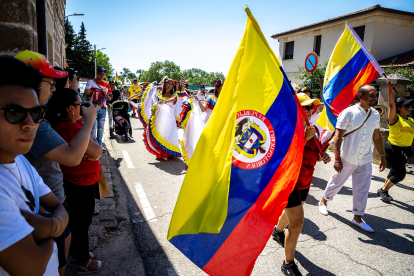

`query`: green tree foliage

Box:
[294,61,328,99]
[64,19,76,68]
[382,61,414,98]
[119,68,137,83]
[136,60,225,86]
[94,51,114,80]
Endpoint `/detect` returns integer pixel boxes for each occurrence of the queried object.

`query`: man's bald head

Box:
[357,85,374,97]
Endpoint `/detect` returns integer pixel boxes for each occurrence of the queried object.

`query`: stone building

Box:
[271,5,414,87]
[0,0,66,68]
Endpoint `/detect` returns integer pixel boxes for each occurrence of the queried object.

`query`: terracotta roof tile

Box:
[271,5,414,38]
[378,49,414,67]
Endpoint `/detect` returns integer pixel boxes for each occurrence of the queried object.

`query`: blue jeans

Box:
[91,107,106,145]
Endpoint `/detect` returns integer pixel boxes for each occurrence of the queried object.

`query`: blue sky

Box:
[66,0,414,76]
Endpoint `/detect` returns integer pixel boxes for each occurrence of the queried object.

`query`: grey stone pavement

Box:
[104,114,414,276]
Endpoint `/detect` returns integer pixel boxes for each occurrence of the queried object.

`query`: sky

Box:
[66,0,414,77]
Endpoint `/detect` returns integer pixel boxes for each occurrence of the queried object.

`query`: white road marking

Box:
[135,183,157,222]
[122,150,134,168]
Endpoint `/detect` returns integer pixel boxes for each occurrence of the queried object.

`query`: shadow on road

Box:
[148,158,186,176]
[301,218,328,241]
[106,149,178,275]
[295,251,335,276]
[328,211,414,256]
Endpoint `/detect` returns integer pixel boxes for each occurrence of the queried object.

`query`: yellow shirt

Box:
[388,115,414,147]
[129,85,142,98]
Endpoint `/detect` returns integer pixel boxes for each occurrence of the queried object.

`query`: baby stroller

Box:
[110,101,132,141]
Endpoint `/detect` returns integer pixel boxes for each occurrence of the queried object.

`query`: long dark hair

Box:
[45,88,79,128]
[174,80,182,92]
[214,79,223,98]
[53,67,69,91]
[162,79,174,97]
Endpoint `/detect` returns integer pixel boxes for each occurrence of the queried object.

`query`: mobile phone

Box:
[80,103,90,116]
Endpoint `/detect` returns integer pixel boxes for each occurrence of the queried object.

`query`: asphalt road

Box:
[104,112,414,276]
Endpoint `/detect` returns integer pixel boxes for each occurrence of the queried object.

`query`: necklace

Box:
[0,163,36,211]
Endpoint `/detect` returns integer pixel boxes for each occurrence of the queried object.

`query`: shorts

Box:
[286,188,309,208]
[53,225,71,268]
[132,99,138,103]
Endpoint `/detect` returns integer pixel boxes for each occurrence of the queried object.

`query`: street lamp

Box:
[94,45,106,78]
[65,13,84,18]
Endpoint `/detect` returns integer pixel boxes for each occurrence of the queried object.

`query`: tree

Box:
[294,61,328,99]
[382,59,414,98]
[64,19,77,68]
[94,51,114,81]
[70,22,94,78]
[119,68,137,83]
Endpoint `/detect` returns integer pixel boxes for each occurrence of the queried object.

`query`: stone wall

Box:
[0,0,66,68]
[0,0,38,56]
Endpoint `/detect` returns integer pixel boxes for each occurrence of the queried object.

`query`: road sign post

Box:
[305,52,318,91]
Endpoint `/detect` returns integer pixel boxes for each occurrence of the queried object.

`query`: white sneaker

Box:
[351,219,374,232]
[319,203,328,216]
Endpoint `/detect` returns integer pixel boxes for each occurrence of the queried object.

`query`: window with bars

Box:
[284,41,294,59]
[354,26,365,42]
[314,35,321,56]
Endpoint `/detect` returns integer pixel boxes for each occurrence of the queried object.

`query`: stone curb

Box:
[88,150,118,250]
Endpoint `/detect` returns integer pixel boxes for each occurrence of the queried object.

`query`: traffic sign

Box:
[305,52,318,73]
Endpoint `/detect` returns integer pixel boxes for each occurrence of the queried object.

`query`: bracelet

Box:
[388,89,392,92]
[379,154,385,156]
[335,155,340,158]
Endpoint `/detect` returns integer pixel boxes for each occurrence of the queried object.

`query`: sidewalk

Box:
[65,115,145,276]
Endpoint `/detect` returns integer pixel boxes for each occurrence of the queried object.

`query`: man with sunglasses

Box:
[0,56,69,276]
[272,93,331,276]
[84,68,112,150]
[319,85,385,233]
[15,50,96,274]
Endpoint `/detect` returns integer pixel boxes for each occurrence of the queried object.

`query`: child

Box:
[114,111,130,128]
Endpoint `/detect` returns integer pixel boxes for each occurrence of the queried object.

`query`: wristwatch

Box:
[39,211,52,218]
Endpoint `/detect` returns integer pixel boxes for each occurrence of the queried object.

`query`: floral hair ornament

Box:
[216,79,222,86]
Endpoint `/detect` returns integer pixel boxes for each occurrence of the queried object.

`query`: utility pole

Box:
[94,45,106,78]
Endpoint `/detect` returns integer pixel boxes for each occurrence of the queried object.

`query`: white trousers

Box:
[322,159,372,216]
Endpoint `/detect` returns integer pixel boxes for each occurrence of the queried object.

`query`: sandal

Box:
[70,252,98,265]
[77,259,107,274]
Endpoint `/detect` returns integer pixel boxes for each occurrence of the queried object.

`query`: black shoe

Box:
[377,188,392,203]
[272,227,285,248]
[281,261,302,276]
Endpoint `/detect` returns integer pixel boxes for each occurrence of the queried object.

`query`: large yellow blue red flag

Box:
[316,22,384,131]
[168,7,305,275]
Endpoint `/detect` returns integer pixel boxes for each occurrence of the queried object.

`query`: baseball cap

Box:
[297,92,320,106]
[200,84,205,88]
[14,50,68,78]
[395,98,414,108]
[97,68,106,75]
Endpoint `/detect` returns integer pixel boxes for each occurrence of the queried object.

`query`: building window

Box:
[284,41,294,59]
[354,26,365,41]
[314,35,321,56]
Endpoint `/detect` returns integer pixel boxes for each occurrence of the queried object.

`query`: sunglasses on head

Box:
[303,104,314,111]
[1,105,46,124]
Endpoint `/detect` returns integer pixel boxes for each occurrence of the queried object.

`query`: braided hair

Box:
[45,88,79,128]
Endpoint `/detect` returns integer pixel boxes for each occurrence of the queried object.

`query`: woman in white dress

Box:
[179,80,222,169]
[143,79,182,159]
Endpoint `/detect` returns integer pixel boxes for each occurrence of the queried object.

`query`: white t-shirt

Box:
[0,155,59,276]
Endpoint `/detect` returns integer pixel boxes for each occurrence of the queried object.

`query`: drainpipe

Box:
[36,0,47,55]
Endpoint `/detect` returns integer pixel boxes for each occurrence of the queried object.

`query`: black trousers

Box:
[63,180,97,263]
[385,141,412,184]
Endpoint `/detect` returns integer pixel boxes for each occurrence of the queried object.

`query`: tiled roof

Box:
[271,5,414,39]
[378,49,414,67]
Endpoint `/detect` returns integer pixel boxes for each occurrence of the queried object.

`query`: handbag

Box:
[343,108,372,138]
[97,166,111,200]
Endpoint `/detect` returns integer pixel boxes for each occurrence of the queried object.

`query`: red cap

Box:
[14,50,68,78]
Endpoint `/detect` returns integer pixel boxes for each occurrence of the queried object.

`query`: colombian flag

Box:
[168,7,305,275]
[115,71,119,89]
[316,22,384,131]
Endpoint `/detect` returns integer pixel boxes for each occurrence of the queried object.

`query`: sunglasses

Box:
[42,80,56,89]
[0,105,46,124]
[303,104,314,111]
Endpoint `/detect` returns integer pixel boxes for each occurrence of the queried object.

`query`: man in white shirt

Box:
[318,85,386,232]
[0,57,68,275]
